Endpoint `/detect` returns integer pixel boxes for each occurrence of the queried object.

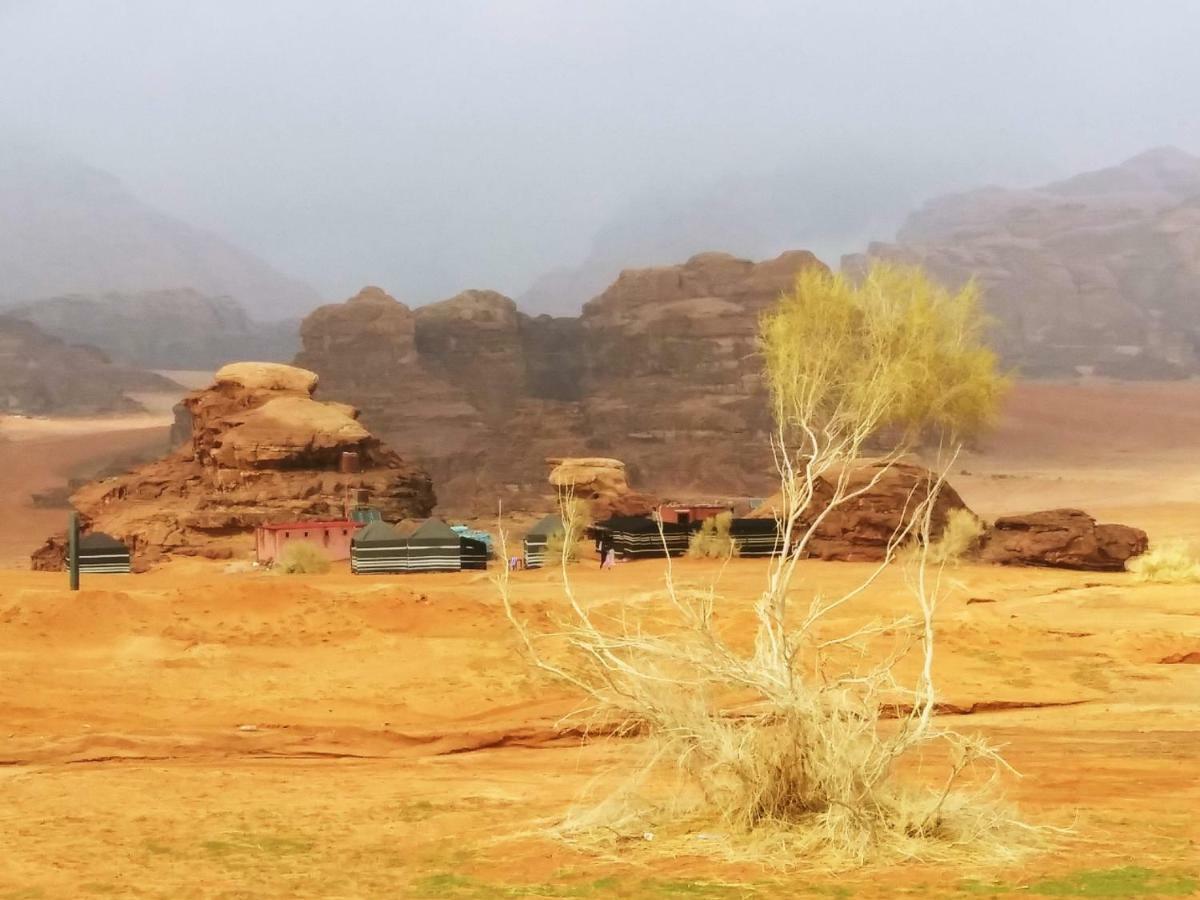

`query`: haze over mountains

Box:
[0,148,320,320]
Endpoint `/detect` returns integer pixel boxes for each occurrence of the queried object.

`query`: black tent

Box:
[592,516,691,559]
[405,518,462,572]
[78,532,131,574]
[350,520,406,574]
[460,536,489,571]
[729,518,785,557]
[523,514,564,569]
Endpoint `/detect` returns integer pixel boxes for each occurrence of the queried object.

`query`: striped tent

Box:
[78,532,131,573]
[405,518,462,572]
[460,535,489,570]
[594,516,691,559]
[523,514,564,569]
[350,520,406,574]
[730,518,784,557]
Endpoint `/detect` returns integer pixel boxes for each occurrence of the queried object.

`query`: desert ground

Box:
[0,379,1197,898]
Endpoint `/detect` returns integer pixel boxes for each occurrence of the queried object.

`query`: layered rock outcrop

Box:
[748,461,970,562]
[980,509,1149,571]
[845,147,1200,377]
[296,251,826,512]
[547,457,657,519]
[31,362,434,568]
[0,315,177,415]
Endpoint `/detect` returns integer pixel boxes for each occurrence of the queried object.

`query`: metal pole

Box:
[68,511,80,591]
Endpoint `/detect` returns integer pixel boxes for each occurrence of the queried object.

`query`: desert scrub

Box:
[925,508,987,566]
[275,542,332,575]
[686,512,740,559]
[499,263,1024,869]
[1126,540,1200,583]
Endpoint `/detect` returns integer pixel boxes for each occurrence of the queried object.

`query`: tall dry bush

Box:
[498,263,1023,867]
[923,508,987,567]
[686,511,740,559]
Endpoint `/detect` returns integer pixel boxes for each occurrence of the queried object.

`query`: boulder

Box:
[548,457,657,519]
[31,362,435,569]
[749,461,970,562]
[980,508,1149,571]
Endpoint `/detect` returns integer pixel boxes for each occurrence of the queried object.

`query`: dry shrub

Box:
[925,508,986,566]
[1127,540,1200,583]
[276,541,332,575]
[686,512,740,559]
[544,530,580,565]
[497,263,1027,869]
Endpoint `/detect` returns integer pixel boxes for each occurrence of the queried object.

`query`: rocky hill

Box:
[0,148,321,319]
[0,316,177,415]
[6,289,299,369]
[296,251,826,512]
[32,362,434,567]
[845,147,1200,377]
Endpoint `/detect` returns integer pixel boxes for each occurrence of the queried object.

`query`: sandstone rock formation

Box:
[547,457,657,519]
[980,508,1149,571]
[748,461,970,562]
[295,251,826,513]
[7,289,299,369]
[845,147,1200,377]
[31,362,434,568]
[0,315,177,415]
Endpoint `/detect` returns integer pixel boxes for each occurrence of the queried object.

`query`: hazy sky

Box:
[3,0,1199,304]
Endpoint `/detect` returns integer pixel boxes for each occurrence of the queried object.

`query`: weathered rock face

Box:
[31,362,435,568]
[7,290,298,369]
[547,457,657,519]
[980,508,1149,571]
[296,250,826,513]
[749,461,970,562]
[845,147,1200,377]
[0,315,177,415]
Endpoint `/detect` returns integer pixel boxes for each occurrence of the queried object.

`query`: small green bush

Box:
[276,541,332,575]
[1127,540,1200,583]
[687,511,740,559]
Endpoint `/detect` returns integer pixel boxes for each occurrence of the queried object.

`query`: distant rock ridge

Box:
[31,362,435,568]
[845,146,1200,378]
[296,250,827,512]
[5,289,299,369]
[0,315,176,415]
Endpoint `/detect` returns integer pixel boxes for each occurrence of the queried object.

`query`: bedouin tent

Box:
[460,535,489,570]
[592,516,691,559]
[404,518,462,572]
[522,514,564,569]
[729,518,785,557]
[350,520,407,574]
[77,532,132,573]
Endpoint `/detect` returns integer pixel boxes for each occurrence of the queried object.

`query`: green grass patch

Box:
[960,866,1198,897]
[408,873,758,898]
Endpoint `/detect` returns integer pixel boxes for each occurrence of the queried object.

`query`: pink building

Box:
[255,520,360,564]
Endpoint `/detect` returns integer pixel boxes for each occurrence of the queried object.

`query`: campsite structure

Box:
[523,514,565,568]
[350,520,407,574]
[350,518,491,574]
[77,532,132,574]
[255,520,359,565]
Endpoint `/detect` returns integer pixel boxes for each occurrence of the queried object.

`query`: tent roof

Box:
[526,514,564,538]
[408,518,459,541]
[353,520,403,544]
[79,531,127,550]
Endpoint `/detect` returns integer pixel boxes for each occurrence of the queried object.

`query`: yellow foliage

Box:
[686,511,740,559]
[276,541,332,575]
[1127,540,1200,583]
[760,262,1008,447]
[925,508,986,566]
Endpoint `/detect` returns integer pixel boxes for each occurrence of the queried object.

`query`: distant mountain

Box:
[846,147,1200,378]
[519,164,922,315]
[0,315,177,415]
[0,148,322,319]
[7,289,299,370]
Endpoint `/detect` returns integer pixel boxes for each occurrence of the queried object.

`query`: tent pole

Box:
[68,511,80,591]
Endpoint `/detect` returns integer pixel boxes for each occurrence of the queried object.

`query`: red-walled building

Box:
[255,520,360,564]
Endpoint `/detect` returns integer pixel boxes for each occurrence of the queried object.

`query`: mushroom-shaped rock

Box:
[214,362,319,394]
